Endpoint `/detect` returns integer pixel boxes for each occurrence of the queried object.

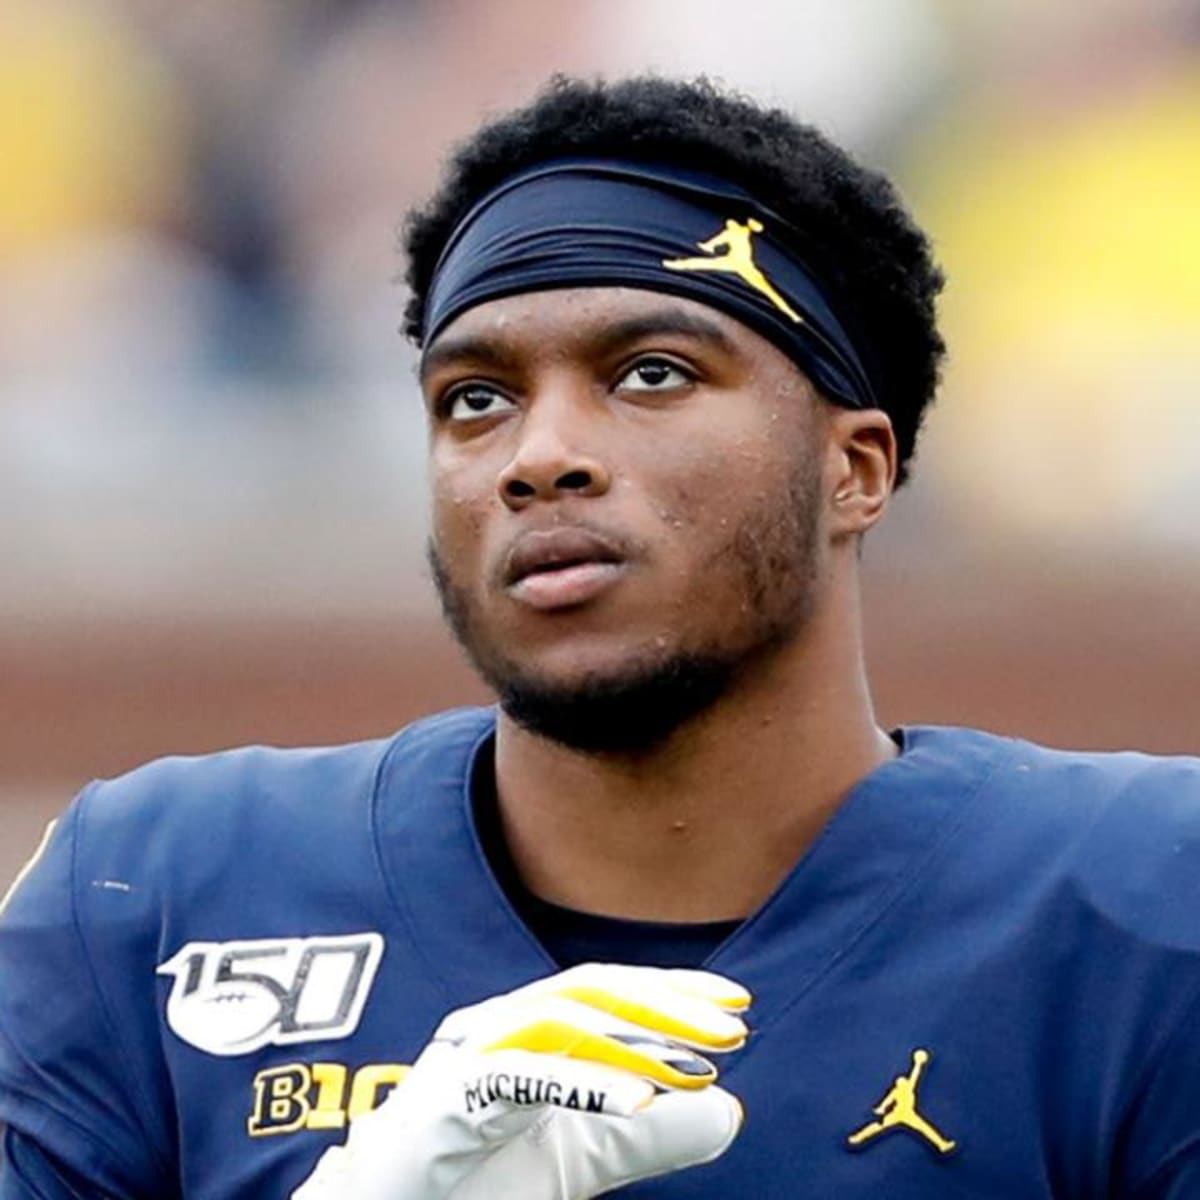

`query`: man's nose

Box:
[496,393,612,510]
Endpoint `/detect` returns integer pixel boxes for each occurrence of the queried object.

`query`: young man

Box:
[2,76,1199,1199]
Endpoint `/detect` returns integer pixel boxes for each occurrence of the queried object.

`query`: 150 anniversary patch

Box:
[158,933,384,1056]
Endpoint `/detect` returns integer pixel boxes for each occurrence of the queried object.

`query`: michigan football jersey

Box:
[2,709,1200,1197]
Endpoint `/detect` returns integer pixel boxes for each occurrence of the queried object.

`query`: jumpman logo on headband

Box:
[846,1049,958,1157]
[662,218,802,323]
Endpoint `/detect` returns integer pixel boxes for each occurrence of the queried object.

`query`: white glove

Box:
[291,963,750,1200]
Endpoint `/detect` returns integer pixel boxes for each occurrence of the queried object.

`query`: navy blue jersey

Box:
[3,709,1200,1198]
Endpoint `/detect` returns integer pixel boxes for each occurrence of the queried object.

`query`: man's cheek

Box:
[431,492,487,558]
[648,468,722,532]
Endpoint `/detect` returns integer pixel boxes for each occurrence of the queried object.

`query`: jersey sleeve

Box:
[0,793,172,1198]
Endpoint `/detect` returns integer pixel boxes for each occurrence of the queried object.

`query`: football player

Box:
[3,76,1200,1199]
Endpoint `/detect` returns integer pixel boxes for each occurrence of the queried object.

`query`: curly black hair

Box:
[402,75,944,485]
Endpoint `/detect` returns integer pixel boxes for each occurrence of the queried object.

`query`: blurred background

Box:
[3,0,1199,889]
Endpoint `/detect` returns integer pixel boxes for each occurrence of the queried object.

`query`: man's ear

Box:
[825,409,898,538]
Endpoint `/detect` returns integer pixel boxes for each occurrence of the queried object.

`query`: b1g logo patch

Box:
[158,933,384,1057]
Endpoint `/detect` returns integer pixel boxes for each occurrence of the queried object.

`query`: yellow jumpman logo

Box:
[662,218,802,323]
[846,1049,957,1156]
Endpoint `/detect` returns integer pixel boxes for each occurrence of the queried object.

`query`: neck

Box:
[492,575,895,922]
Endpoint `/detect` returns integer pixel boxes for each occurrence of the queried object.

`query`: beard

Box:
[429,456,823,757]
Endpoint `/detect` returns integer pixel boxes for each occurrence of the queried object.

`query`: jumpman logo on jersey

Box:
[846,1049,957,1156]
[662,218,803,323]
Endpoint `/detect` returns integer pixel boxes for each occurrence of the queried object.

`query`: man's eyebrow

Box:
[419,335,518,384]
[419,305,738,383]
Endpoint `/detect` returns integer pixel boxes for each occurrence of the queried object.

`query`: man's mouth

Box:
[503,528,628,610]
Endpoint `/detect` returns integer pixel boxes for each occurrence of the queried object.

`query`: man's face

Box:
[421,287,833,753]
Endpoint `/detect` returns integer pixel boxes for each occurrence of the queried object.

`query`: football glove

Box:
[291,962,750,1200]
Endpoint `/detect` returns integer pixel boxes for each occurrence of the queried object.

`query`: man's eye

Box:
[616,358,693,393]
[444,385,516,422]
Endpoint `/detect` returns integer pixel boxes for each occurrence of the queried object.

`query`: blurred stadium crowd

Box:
[2,0,1199,882]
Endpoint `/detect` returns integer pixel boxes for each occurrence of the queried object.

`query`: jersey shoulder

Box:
[70,705,496,888]
[3,705,498,952]
[1016,734,1200,948]
[910,725,1200,950]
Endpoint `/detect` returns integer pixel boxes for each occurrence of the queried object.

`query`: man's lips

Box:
[503,528,626,585]
[502,528,628,610]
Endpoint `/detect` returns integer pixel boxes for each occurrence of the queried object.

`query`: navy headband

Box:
[422,158,879,411]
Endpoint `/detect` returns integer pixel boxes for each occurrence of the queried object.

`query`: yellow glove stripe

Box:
[555,985,747,1051]
[663,976,753,1013]
[484,1020,717,1091]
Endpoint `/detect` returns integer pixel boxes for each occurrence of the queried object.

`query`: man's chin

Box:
[429,542,764,753]
[492,652,737,757]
